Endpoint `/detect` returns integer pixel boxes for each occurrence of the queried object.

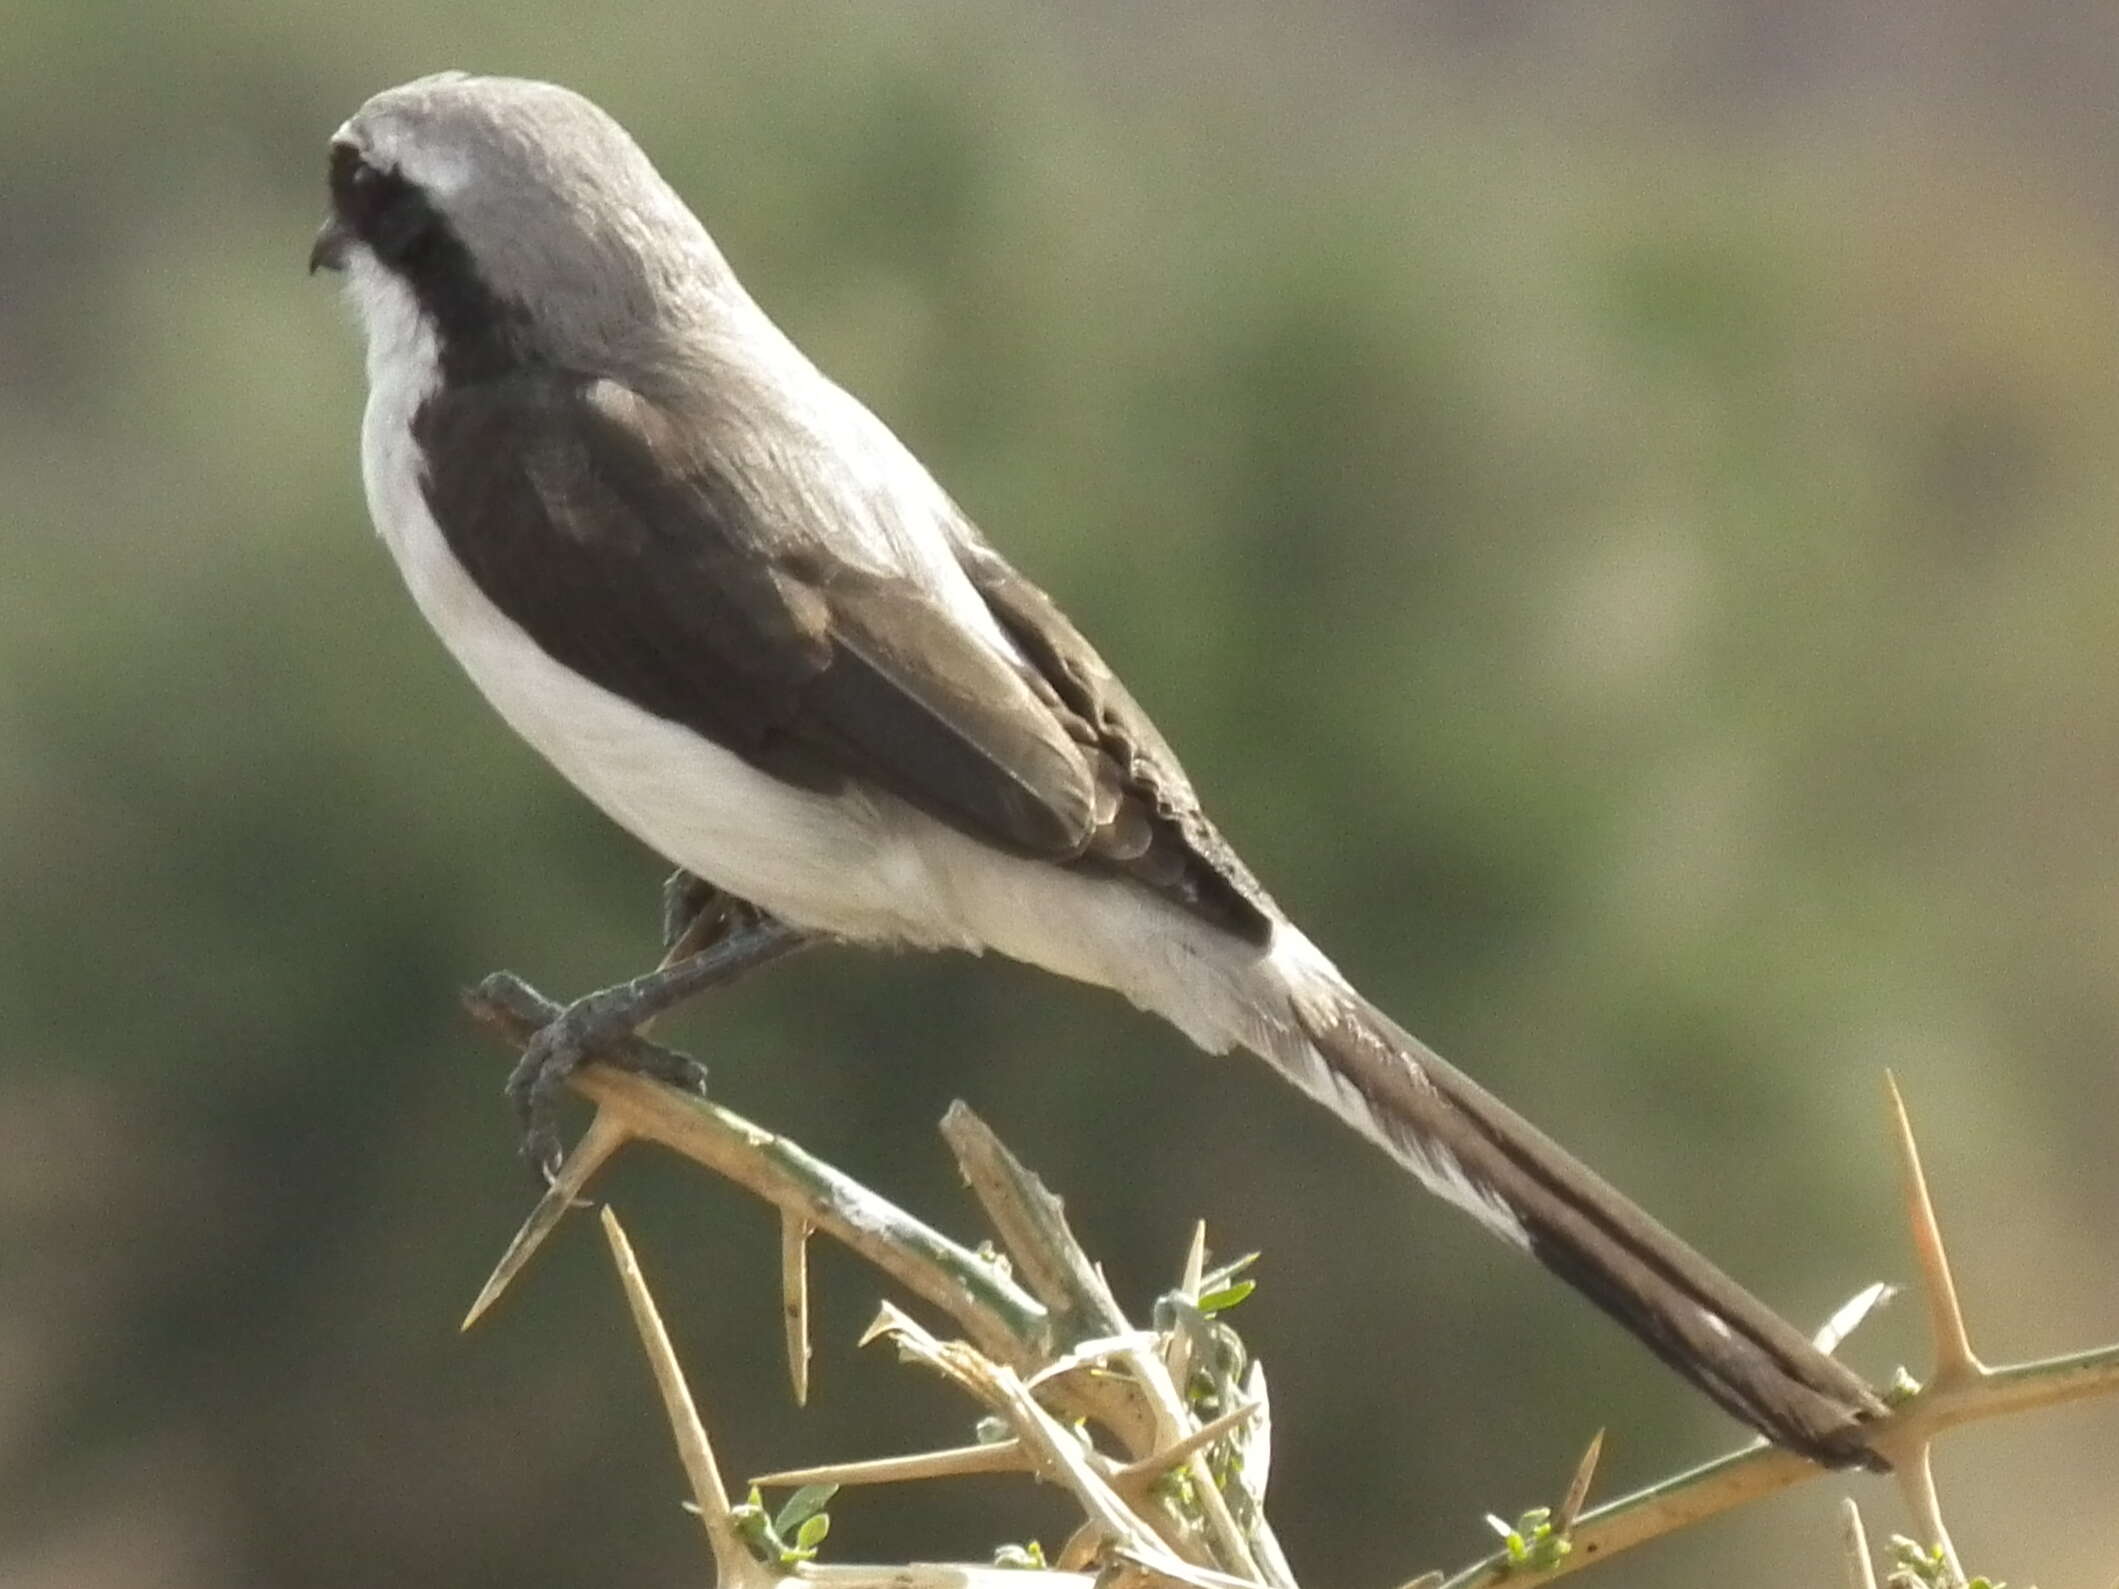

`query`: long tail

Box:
[1247,936,1886,1468]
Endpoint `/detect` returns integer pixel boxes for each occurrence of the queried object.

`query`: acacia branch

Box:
[462,974,2119,1588]
[1436,1075,2119,1587]
[462,979,1052,1364]
[465,972,1294,1583]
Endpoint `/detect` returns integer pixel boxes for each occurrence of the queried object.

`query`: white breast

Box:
[347,261,956,947]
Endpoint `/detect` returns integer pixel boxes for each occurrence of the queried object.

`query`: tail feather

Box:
[1255,953,1885,1468]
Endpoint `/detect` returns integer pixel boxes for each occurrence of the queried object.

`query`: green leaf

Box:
[1197,1278,1256,1314]
[773,1483,839,1534]
[794,1513,831,1553]
[1882,1535,1987,1589]
[1480,1506,1568,1569]
[1197,1252,1261,1293]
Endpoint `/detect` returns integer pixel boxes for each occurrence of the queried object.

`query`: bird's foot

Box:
[482,908,817,1182]
[487,967,712,1182]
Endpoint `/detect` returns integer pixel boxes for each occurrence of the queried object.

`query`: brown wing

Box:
[949,532,1277,943]
[413,372,1103,858]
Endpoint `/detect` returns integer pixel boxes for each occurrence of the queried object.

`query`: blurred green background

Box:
[5,3,2117,1584]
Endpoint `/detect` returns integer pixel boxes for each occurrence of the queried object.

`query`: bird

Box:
[311,71,1884,1467]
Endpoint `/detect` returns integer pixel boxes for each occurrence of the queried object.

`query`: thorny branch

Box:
[1435,1073,2119,1588]
[461,975,2119,1588]
[466,976,1296,1585]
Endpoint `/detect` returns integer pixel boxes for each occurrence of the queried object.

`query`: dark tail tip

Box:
[1296,990,1888,1469]
[1523,1223,1888,1470]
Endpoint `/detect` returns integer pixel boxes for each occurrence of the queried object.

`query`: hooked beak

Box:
[308,214,351,275]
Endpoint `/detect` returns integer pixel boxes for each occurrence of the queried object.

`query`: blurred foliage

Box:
[3,4,2117,1587]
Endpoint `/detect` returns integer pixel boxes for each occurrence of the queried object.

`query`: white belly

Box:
[360,407,956,950]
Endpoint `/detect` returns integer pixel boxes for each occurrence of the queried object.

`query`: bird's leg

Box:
[490,896,815,1181]
[659,867,726,963]
[645,870,780,1043]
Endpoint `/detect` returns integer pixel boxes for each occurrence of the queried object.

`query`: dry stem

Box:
[461,978,2119,1589]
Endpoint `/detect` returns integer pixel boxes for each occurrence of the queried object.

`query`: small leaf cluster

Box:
[1483,1506,1570,1573]
[1883,1535,2018,1589]
[732,1483,837,1566]
[1155,1252,1260,1417]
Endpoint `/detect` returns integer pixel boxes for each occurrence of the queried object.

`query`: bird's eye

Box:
[327,142,435,267]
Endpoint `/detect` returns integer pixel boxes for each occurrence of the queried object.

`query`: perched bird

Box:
[312,72,1884,1465]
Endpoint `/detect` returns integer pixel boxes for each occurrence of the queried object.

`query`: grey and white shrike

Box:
[311,72,1884,1466]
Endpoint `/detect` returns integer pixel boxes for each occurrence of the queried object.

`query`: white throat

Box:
[342,252,447,596]
[343,248,433,396]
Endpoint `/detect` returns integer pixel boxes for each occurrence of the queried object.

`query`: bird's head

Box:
[312,73,735,380]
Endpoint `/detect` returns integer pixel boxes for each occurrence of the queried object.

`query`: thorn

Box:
[1840,1497,1879,1589]
[1182,1220,1207,1297]
[1055,1519,1104,1573]
[1893,1442,1967,1589]
[1814,1281,1899,1356]
[1555,1429,1604,1535]
[780,1211,812,1406]
[1884,1071,1983,1386]
[462,1108,631,1330]
[750,1438,1030,1489]
[1237,1357,1273,1504]
[1110,1399,1263,1490]
[599,1207,759,1583]
[1024,1330,1165,1390]
[858,1299,923,1351]
[1167,1221,1209,1388]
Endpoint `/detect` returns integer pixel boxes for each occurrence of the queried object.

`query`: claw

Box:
[499,978,718,1181]
[505,996,622,1184]
[474,969,552,1023]
[476,909,815,1180]
[504,1030,572,1183]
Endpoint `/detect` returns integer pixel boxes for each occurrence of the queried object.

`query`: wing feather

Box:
[413,372,1098,856]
